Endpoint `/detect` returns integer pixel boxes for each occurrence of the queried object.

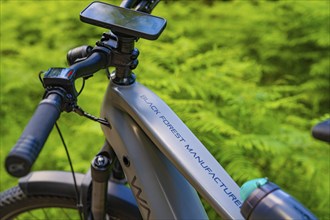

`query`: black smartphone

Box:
[80,1,167,40]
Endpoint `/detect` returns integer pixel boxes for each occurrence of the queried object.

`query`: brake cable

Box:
[73,105,111,128]
[39,71,111,128]
[55,122,83,220]
[38,70,110,219]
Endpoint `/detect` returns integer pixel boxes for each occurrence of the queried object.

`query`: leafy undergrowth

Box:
[1,0,329,219]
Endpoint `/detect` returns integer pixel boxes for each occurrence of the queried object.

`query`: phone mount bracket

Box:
[80,2,167,40]
[79,1,167,85]
[97,32,139,85]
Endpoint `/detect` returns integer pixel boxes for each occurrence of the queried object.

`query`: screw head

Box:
[94,155,109,168]
[130,59,139,70]
[131,48,140,60]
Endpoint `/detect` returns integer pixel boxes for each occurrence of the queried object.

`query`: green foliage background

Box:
[0,0,329,219]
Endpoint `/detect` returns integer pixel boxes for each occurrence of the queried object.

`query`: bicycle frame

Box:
[101,79,244,219]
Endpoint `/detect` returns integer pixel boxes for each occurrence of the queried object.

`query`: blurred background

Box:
[1,0,329,219]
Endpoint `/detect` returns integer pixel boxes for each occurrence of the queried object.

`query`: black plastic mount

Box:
[97,32,139,85]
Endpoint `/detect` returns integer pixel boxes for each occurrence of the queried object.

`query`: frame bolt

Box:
[130,59,139,70]
[93,155,110,168]
[131,48,139,60]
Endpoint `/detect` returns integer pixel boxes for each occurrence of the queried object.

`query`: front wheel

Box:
[0,171,141,220]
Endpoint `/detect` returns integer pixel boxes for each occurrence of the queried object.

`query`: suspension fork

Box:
[88,141,127,220]
[91,154,111,220]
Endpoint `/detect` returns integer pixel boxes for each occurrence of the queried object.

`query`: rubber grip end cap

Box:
[5,135,40,177]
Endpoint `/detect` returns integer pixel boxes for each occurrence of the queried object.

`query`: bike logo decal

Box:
[140,94,243,208]
[131,176,151,219]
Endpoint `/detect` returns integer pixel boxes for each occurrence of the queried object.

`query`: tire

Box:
[0,171,141,220]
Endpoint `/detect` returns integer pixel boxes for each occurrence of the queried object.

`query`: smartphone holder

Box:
[80,1,167,40]
[78,1,167,85]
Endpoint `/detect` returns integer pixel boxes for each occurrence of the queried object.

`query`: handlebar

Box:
[120,0,139,8]
[71,49,109,79]
[5,0,158,178]
[5,48,111,178]
[120,0,161,14]
[5,92,63,177]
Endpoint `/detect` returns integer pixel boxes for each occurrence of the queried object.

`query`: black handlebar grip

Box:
[67,45,93,66]
[5,93,63,177]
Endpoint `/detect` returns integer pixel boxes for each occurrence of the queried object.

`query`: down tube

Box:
[101,85,208,219]
[101,81,244,219]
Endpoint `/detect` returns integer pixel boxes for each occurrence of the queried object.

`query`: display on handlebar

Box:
[44,68,74,80]
[80,1,167,40]
[43,68,77,96]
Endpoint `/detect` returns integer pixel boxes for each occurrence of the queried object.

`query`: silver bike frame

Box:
[101,79,244,220]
